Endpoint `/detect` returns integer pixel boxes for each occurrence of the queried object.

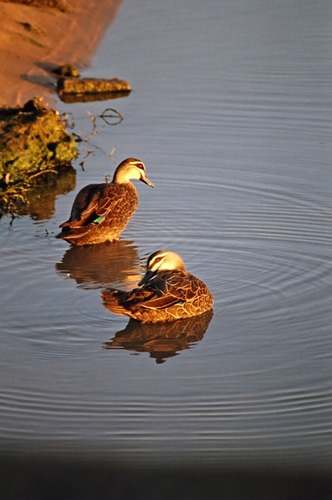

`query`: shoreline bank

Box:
[0,0,123,107]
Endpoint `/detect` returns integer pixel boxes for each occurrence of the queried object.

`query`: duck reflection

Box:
[104,309,213,364]
[56,240,140,289]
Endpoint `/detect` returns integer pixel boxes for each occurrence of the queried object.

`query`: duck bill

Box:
[139,269,156,286]
[140,176,155,188]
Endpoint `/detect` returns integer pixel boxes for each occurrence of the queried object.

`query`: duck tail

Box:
[101,289,130,317]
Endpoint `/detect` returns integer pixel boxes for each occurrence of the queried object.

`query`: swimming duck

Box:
[102,250,214,323]
[57,158,154,245]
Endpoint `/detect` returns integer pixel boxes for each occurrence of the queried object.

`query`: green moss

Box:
[0,98,77,185]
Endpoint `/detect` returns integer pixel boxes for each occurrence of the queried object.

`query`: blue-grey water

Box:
[1,0,332,497]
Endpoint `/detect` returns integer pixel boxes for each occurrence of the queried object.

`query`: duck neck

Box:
[112,172,131,184]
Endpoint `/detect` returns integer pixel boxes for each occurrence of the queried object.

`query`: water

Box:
[1,0,332,497]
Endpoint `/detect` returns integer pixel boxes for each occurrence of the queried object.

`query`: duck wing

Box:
[60,183,130,228]
[59,184,105,228]
[132,271,190,310]
[102,272,185,315]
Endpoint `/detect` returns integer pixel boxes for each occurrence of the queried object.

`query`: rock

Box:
[0,97,77,186]
[53,64,80,78]
[57,77,131,96]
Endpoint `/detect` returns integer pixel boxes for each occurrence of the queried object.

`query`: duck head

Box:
[113,158,154,187]
[139,250,185,285]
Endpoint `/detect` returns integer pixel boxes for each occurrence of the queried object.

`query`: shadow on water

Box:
[104,309,213,364]
[1,456,331,500]
[56,240,140,289]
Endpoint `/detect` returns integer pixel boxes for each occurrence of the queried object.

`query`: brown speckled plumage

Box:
[102,250,214,323]
[57,158,154,246]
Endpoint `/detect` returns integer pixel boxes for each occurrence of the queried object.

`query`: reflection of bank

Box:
[104,309,213,364]
[56,240,140,290]
[1,166,76,219]
[58,90,131,104]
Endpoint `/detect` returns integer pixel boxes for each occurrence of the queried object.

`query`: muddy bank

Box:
[0,0,123,107]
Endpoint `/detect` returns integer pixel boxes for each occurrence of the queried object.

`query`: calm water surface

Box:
[1,0,332,493]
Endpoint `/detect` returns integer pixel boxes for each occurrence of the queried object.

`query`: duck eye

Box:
[150,256,162,268]
[135,163,145,171]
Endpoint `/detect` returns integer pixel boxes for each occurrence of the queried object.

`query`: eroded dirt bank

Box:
[0,0,123,107]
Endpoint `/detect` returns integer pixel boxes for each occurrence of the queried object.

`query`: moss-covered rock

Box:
[0,97,77,185]
[57,77,131,96]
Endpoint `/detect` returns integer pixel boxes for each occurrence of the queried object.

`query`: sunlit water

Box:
[1,0,332,483]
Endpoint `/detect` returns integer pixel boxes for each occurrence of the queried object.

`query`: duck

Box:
[57,158,154,245]
[102,250,214,323]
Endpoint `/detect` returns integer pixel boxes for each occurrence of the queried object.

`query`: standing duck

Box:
[57,158,154,245]
[102,250,214,323]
